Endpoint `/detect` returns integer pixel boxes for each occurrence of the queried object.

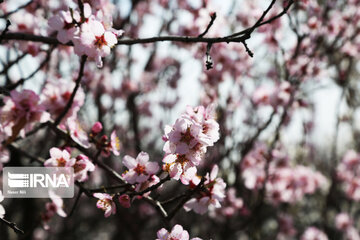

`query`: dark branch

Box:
[0,217,25,235]
[53,55,87,126]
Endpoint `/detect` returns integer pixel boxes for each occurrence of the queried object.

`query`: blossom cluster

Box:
[301,227,328,240]
[44,147,95,182]
[0,89,50,140]
[337,150,360,201]
[335,213,360,240]
[210,187,245,220]
[48,2,123,67]
[241,143,328,204]
[162,105,220,184]
[184,165,226,215]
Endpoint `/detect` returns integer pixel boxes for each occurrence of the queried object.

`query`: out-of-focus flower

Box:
[337,150,360,201]
[42,78,85,122]
[301,227,328,240]
[1,90,50,140]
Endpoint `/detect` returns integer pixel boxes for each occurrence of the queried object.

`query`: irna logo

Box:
[7,172,70,188]
[3,167,74,198]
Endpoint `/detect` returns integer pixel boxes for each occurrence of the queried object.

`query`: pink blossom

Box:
[42,78,85,122]
[162,105,220,184]
[337,150,360,201]
[211,187,244,219]
[301,227,328,240]
[44,147,76,168]
[122,152,159,184]
[65,118,90,149]
[184,165,226,215]
[47,191,67,217]
[110,130,120,156]
[156,224,202,240]
[73,154,95,182]
[1,90,50,139]
[48,9,80,44]
[335,213,352,231]
[93,193,116,217]
[75,18,119,68]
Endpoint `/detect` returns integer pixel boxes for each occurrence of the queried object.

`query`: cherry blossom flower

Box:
[48,3,123,67]
[93,193,116,217]
[0,190,5,218]
[301,227,328,240]
[336,150,360,201]
[163,154,197,185]
[48,191,67,217]
[48,9,80,44]
[42,78,85,122]
[335,213,352,231]
[156,224,202,240]
[1,90,50,140]
[184,165,226,215]
[100,130,121,157]
[162,105,220,184]
[122,152,159,184]
[73,154,95,182]
[41,192,67,229]
[44,147,76,168]
[74,17,119,68]
[65,118,90,149]
[211,187,244,219]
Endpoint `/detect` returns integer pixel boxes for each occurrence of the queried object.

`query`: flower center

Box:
[95,35,107,48]
[57,157,67,167]
[134,164,146,175]
[180,127,193,145]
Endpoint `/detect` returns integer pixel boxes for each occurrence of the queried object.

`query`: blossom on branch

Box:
[93,193,116,217]
[184,165,226,215]
[156,224,202,240]
[162,105,220,185]
[122,151,159,184]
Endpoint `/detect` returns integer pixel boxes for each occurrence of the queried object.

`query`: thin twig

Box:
[198,12,217,38]
[0,1,34,19]
[53,55,87,126]
[68,190,83,217]
[0,20,11,43]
